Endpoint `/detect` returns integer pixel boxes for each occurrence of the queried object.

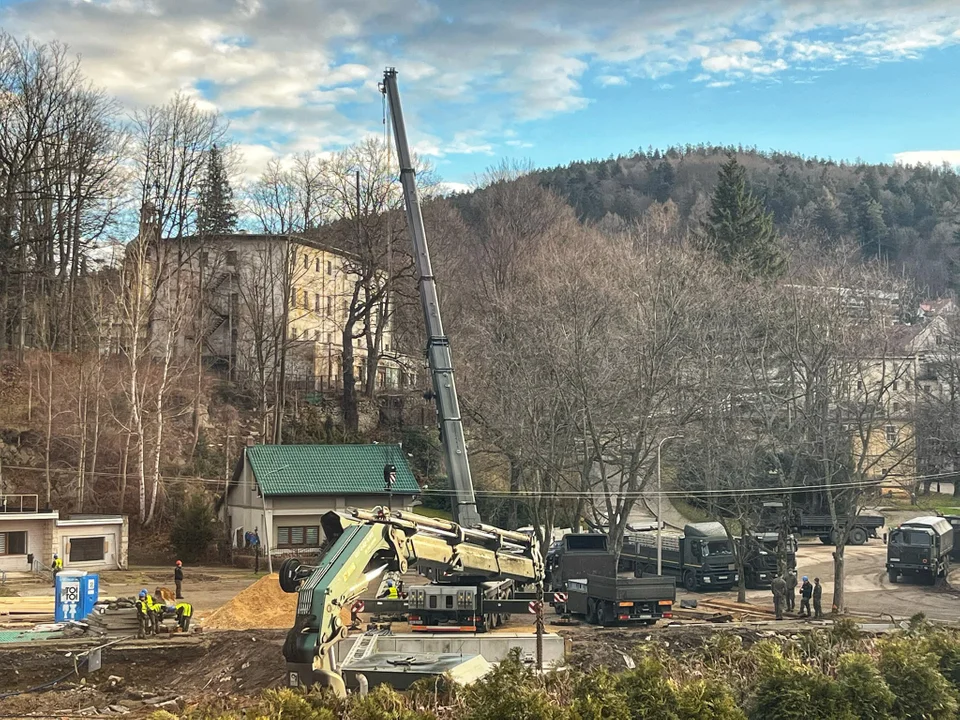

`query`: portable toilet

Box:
[81,573,100,618]
[55,570,87,622]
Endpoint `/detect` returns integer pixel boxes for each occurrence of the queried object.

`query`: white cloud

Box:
[894,150,960,168]
[597,74,627,87]
[437,181,474,195]
[2,0,959,173]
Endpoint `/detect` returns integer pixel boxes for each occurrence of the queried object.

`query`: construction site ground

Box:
[3,540,960,716]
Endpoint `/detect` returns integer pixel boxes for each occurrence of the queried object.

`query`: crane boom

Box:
[381,68,481,528]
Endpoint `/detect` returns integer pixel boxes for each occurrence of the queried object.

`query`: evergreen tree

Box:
[699,155,784,278]
[197,144,238,235]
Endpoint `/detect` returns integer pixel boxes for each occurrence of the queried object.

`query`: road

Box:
[687,538,960,622]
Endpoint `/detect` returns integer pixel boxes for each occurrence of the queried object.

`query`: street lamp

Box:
[657,434,683,576]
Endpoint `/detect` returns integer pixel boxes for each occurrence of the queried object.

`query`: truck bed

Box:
[568,574,676,602]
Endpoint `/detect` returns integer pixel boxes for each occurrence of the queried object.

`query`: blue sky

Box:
[2,0,959,189]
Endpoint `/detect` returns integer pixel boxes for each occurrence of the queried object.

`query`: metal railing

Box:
[0,494,40,513]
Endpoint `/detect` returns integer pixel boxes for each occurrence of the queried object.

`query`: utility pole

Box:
[657,434,683,575]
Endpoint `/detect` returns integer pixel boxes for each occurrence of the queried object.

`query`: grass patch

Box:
[671,497,714,525]
[412,505,452,520]
[880,492,960,515]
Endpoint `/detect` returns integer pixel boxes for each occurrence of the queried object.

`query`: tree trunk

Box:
[342,327,358,433]
[832,546,844,614]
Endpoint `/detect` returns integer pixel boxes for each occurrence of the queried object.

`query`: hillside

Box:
[529,146,960,293]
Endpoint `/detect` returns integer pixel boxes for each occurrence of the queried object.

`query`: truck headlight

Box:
[703,577,711,583]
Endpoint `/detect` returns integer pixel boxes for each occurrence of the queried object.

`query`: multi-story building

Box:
[133,203,416,392]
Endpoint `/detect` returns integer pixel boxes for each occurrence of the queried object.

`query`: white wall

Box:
[0,517,53,573]
[56,523,125,571]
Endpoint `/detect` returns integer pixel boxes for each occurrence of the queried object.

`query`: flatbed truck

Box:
[621,522,738,592]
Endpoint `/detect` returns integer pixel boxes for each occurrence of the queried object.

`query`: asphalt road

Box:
[685,538,960,623]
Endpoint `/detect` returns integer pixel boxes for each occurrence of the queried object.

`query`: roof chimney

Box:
[246,436,255,447]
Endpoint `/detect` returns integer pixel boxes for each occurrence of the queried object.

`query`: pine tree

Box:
[699,155,784,278]
[197,144,238,235]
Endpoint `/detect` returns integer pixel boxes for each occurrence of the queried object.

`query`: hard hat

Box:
[53,554,58,558]
[802,576,809,582]
[176,560,182,566]
[139,589,147,598]
[385,579,396,587]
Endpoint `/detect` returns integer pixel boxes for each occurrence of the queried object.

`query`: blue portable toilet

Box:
[55,570,87,622]
[81,573,99,618]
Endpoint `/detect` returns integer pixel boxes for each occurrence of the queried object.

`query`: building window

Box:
[327,261,332,276]
[893,401,901,413]
[314,329,320,340]
[290,327,298,340]
[277,526,320,547]
[303,290,309,308]
[326,332,332,344]
[0,531,27,555]
[69,537,105,562]
[303,253,308,270]
[856,380,864,391]
[315,257,320,272]
[885,425,897,446]
[225,250,238,266]
[893,380,898,391]
[326,297,332,317]
[314,293,320,312]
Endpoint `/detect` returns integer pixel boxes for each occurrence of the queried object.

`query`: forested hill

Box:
[532,146,960,294]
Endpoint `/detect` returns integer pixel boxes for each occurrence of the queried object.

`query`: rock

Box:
[156,699,181,712]
[77,706,98,716]
[108,705,130,714]
[240,661,250,670]
[108,675,123,684]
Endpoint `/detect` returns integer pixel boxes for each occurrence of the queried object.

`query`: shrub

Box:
[569,667,631,720]
[748,642,852,720]
[880,638,959,720]
[675,679,745,720]
[461,649,566,720]
[345,685,436,720]
[835,653,895,720]
[616,655,679,720]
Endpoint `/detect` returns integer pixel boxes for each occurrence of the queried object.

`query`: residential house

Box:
[220,442,421,556]
[0,494,128,573]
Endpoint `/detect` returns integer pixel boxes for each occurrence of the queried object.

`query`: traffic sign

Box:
[351,600,365,614]
[553,592,568,603]
[528,600,543,614]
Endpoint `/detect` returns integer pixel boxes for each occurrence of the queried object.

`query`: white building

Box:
[0,495,128,573]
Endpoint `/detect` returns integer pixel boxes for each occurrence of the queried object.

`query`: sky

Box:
[2,0,959,189]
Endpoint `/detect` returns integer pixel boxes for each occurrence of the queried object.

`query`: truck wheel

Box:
[887,570,898,584]
[928,572,938,586]
[849,528,868,546]
[683,571,698,592]
[597,602,610,627]
[586,599,598,625]
[819,535,832,545]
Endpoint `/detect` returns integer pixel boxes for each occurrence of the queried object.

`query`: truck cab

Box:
[621,522,738,591]
[740,532,797,588]
[886,516,953,585]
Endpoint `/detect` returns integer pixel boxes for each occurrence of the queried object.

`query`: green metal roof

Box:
[247,444,421,496]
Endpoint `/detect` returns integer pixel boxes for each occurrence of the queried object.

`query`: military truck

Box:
[942,515,960,561]
[886,516,953,585]
[757,501,884,545]
[620,522,738,592]
[545,533,676,626]
[740,532,797,588]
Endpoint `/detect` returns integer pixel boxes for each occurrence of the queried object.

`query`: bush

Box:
[616,655,679,720]
[748,642,851,720]
[345,685,436,720]
[170,492,219,563]
[676,679,745,720]
[880,638,960,720]
[569,667,631,720]
[461,650,566,720]
[248,689,337,720]
[836,653,895,720]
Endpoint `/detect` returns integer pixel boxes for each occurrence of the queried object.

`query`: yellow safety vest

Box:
[175,602,193,617]
[53,558,63,570]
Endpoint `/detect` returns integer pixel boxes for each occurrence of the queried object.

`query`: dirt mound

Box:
[202,574,297,630]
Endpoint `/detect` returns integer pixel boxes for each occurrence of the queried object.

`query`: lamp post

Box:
[657,434,683,576]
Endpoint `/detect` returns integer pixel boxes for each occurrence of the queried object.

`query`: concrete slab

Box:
[337,631,566,669]
[342,652,492,690]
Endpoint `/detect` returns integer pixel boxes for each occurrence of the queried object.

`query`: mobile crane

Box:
[279,68,544,695]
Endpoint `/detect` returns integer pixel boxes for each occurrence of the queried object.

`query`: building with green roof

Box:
[221,441,420,556]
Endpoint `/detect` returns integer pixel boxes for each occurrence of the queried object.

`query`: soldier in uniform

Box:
[771,573,787,620]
